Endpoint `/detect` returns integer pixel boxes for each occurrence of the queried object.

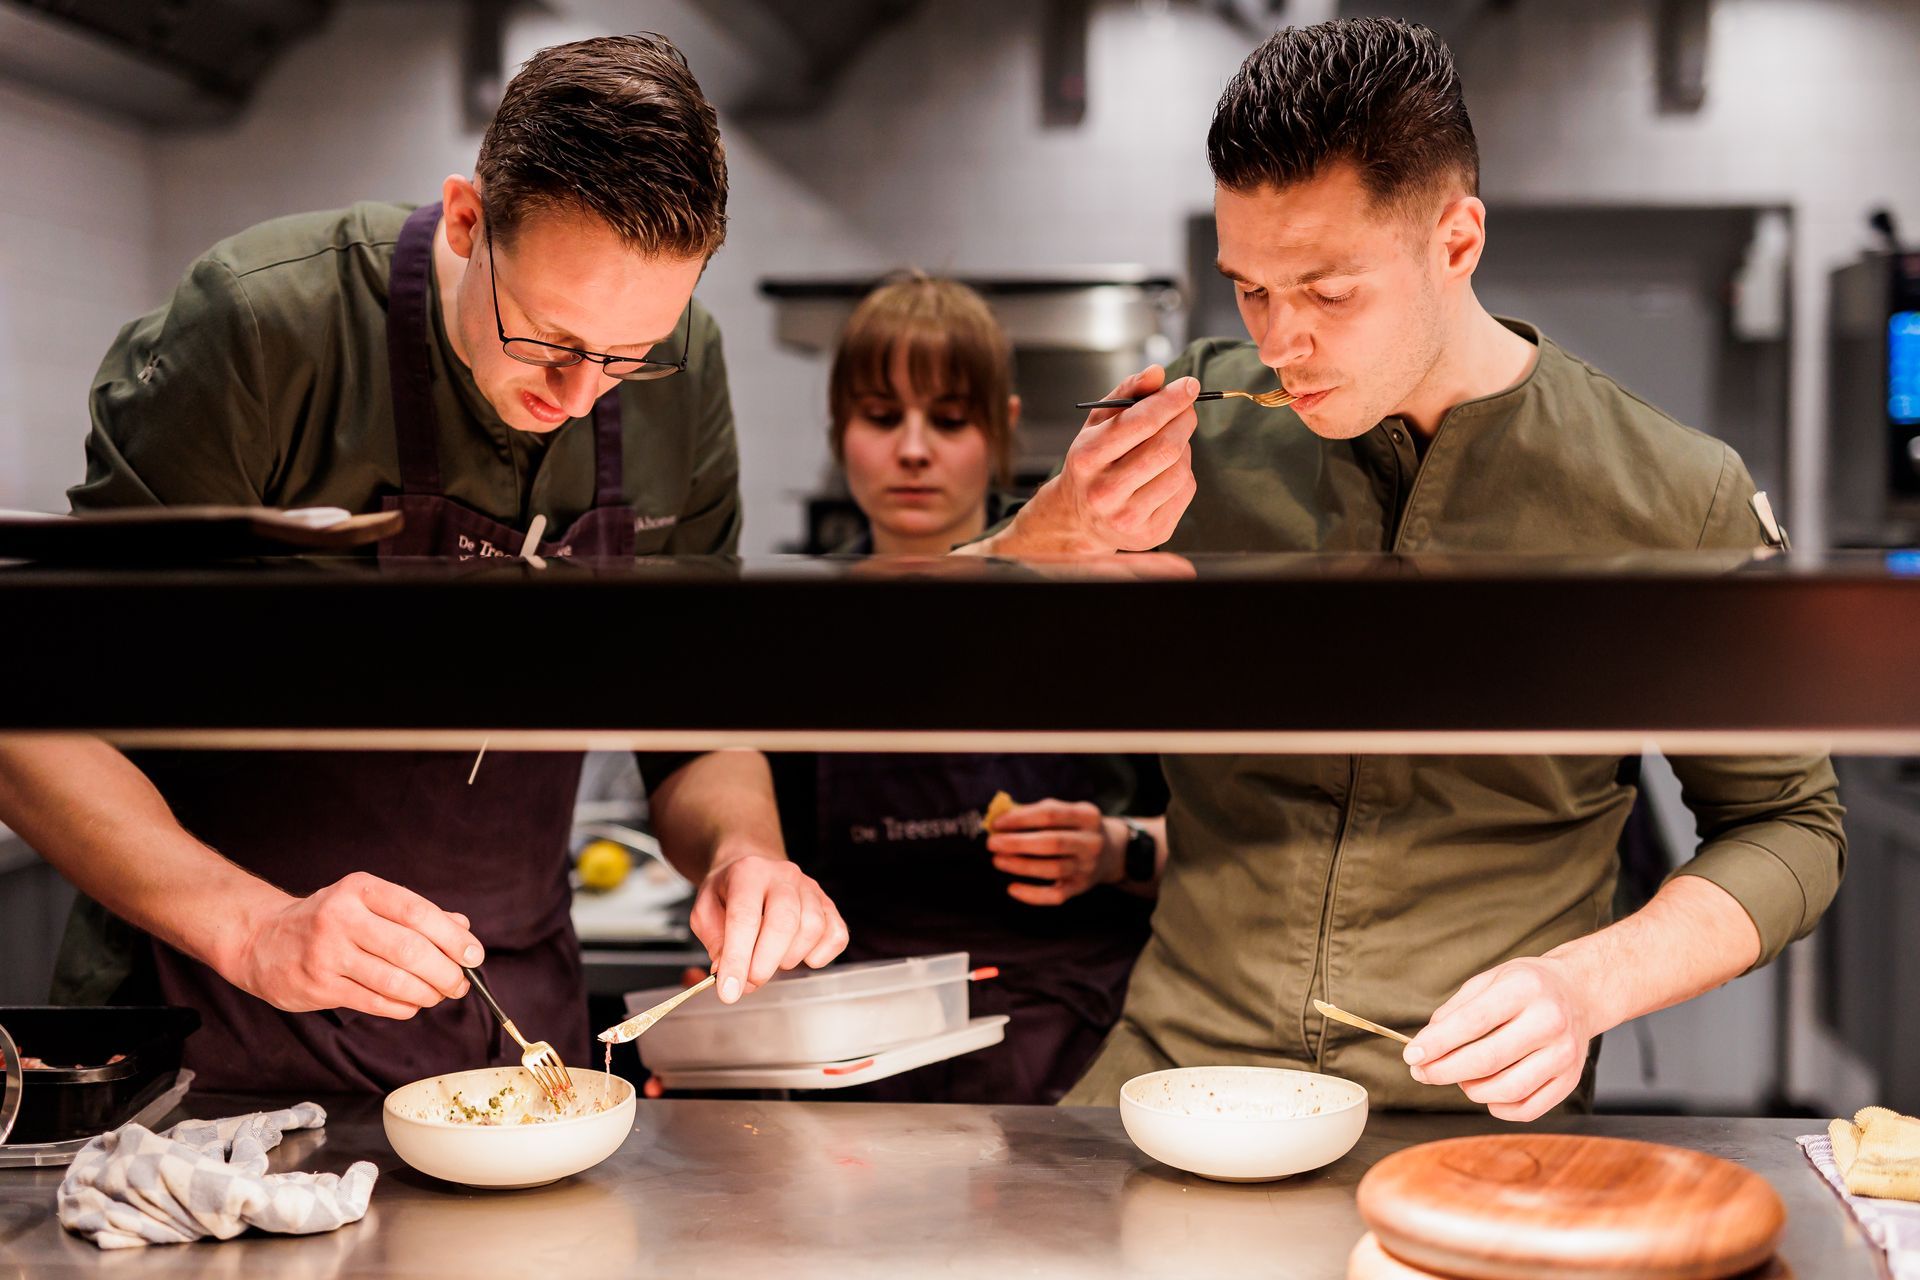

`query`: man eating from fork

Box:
[966,16,1843,1121]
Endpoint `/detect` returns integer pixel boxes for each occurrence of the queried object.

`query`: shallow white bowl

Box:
[1119,1065,1368,1182]
[383,1066,636,1189]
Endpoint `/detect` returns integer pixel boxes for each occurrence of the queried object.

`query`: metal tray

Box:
[0,1006,199,1145]
[0,1070,193,1168]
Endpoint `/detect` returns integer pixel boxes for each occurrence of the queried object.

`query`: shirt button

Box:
[1390,428,1405,443]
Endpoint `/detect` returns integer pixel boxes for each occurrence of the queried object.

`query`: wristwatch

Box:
[1120,818,1157,884]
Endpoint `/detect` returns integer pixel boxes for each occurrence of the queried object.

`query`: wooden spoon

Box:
[1313,998,1413,1046]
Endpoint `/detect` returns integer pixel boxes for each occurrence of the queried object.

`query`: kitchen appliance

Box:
[0,1006,197,1146]
[0,1005,199,1167]
[0,1020,18,1145]
[1827,246,1920,546]
[759,271,1180,552]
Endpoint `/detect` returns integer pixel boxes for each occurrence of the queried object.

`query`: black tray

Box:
[0,1006,200,1144]
[0,507,401,564]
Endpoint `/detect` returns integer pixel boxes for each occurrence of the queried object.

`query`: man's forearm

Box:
[646,748,787,880]
[0,734,288,976]
[1546,873,1762,1035]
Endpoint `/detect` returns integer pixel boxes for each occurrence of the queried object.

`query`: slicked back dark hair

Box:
[1208,17,1478,214]
[477,33,727,257]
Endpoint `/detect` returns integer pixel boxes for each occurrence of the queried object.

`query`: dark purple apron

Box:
[805,753,1153,1105]
[140,202,635,1091]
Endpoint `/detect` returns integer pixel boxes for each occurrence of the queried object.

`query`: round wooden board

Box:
[1349,1231,1450,1279]
[1355,1134,1786,1280]
[1347,1233,1793,1280]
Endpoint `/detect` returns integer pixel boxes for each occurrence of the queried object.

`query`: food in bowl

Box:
[1119,1065,1368,1182]
[383,1066,636,1189]
[398,1079,620,1127]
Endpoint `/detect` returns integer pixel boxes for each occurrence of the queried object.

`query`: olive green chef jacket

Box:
[1061,320,1846,1111]
[71,201,740,552]
[53,202,741,1005]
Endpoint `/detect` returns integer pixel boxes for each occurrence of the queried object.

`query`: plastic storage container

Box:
[0,1006,199,1145]
[626,953,970,1071]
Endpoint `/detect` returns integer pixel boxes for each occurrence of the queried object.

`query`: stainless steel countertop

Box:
[0,1094,1877,1279]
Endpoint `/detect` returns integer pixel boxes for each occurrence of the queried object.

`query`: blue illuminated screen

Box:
[1894,310,1920,424]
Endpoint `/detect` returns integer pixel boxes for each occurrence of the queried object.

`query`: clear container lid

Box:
[626,952,969,1018]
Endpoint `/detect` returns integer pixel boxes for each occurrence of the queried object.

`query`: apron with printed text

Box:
[804,752,1153,1104]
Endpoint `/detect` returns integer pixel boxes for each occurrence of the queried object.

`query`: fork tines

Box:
[529,1046,576,1105]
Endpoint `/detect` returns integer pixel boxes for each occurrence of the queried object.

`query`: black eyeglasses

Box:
[485,231,689,382]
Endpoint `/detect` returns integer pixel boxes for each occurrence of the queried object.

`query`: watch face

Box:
[1124,823,1156,882]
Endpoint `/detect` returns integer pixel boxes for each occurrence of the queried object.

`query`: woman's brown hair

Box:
[828,274,1015,485]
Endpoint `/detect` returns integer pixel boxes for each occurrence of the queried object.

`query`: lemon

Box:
[576,839,633,892]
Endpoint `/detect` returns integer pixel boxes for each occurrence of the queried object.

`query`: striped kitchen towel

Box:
[1800,1130,1920,1280]
[57,1102,375,1249]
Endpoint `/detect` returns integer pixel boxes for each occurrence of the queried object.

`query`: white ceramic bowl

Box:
[383,1066,636,1189]
[1119,1065,1368,1182]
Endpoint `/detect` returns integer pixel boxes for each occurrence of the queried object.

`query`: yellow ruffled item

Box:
[1829,1106,1920,1202]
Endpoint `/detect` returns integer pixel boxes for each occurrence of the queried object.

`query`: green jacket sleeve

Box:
[70,257,274,511]
[1693,441,1770,551]
[661,305,742,557]
[1668,442,1846,968]
[1665,754,1847,967]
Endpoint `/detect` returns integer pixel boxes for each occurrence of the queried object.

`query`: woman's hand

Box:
[985,799,1126,905]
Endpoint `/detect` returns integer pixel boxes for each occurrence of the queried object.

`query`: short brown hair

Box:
[829,275,1016,486]
[476,33,727,257]
[1208,17,1478,213]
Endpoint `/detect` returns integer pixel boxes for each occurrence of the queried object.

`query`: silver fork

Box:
[1075,387,1299,410]
[463,965,576,1107]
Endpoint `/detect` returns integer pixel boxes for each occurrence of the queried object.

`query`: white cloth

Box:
[1800,1132,1920,1280]
[57,1102,376,1250]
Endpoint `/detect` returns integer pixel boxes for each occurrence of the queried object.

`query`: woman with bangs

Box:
[763,274,1170,1105]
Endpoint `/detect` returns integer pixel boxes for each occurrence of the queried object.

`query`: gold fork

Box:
[463,965,576,1107]
[597,974,718,1046]
[1075,387,1298,410]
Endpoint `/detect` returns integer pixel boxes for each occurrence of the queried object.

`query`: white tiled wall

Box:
[0,80,156,511]
[1455,0,1920,553]
[7,0,1915,548]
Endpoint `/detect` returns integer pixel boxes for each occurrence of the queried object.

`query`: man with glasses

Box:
[0,34,848,1092]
